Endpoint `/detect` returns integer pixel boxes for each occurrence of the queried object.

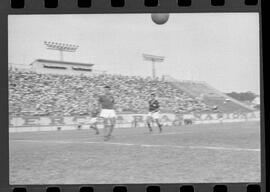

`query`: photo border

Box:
[0,0,264,191]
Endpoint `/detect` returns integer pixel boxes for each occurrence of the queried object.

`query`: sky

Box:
[8,13,260,94]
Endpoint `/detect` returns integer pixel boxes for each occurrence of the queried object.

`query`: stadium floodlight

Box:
[143,53,165,79]
[44,41,79,61]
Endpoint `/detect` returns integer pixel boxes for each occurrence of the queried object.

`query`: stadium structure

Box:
[30,59,95,75]
[9,58,254,118]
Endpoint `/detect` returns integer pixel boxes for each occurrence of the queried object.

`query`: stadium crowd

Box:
[9,69,213,117]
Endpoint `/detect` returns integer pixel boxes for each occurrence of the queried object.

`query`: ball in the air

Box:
[151,13,170,25]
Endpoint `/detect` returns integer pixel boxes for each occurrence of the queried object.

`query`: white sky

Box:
[8,13,260,94]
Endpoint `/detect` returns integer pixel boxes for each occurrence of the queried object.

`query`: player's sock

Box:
[94,127,99,135]
[95,127,100,134]
[159,125,162,133]
[103,125,113,141]
[103,124,108,137]
[147,123,152,132]
[90,125,99,134]
[158,123,163,133]
[107,124,112,136]
[103,125,109,140]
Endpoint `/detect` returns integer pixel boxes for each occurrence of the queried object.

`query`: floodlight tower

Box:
[44,41,79,61]
[143,53,165,79]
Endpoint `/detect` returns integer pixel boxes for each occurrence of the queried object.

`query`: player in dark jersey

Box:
[146,93,163,133]
[89,103,100,135]
[98,85,116,141]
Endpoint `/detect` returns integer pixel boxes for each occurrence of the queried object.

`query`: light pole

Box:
[44,41,79,61]
[143,53,165,79]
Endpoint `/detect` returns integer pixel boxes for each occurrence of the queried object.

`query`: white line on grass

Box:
[151,132,192,136]
[111,131,192,138]
[12,139,260,152]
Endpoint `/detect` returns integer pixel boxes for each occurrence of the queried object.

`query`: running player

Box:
[98,85,117,141]
[89,103,100,135]
[147,93,163,133]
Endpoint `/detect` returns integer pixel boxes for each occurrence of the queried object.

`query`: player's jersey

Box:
[149,99,160,112]
[99,95,115,109]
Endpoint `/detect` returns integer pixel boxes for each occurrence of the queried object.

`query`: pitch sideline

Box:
[12,139,260,152]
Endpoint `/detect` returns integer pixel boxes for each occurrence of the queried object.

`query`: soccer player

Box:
[89,103,100,135]
[147,93,163,133]
[98,85,117,141]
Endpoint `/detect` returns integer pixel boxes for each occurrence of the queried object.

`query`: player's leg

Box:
[146,115,153,132]
[153,112,162,132]
[103,118,110,139]
[90,123,99,134]
[107,117,116,137]
[89,118,99,134]
[104,110,117,140]
[155,119,163,133]
[104,118,114,141]
[94,123,100,134]
[100,109,110,140]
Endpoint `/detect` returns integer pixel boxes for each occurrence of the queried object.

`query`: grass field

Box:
[9,121,261,184]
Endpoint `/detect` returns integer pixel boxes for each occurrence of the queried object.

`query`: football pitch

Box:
[9,121,261,184]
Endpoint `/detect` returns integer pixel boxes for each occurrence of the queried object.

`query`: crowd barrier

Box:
[9,111,260,132]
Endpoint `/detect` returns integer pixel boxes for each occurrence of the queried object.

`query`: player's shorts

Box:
[89,117,98,124]
[147,111,160,120]
[100,109,117,118]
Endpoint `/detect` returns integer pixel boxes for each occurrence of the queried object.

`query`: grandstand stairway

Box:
[164,76,254,113]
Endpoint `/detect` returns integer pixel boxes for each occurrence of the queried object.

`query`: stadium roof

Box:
[32,59,95,67]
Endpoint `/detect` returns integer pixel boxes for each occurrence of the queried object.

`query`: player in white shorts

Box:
[147,93,163,133]
[98,85,117,141]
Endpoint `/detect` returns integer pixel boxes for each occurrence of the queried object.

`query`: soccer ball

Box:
[151,13,170,25]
